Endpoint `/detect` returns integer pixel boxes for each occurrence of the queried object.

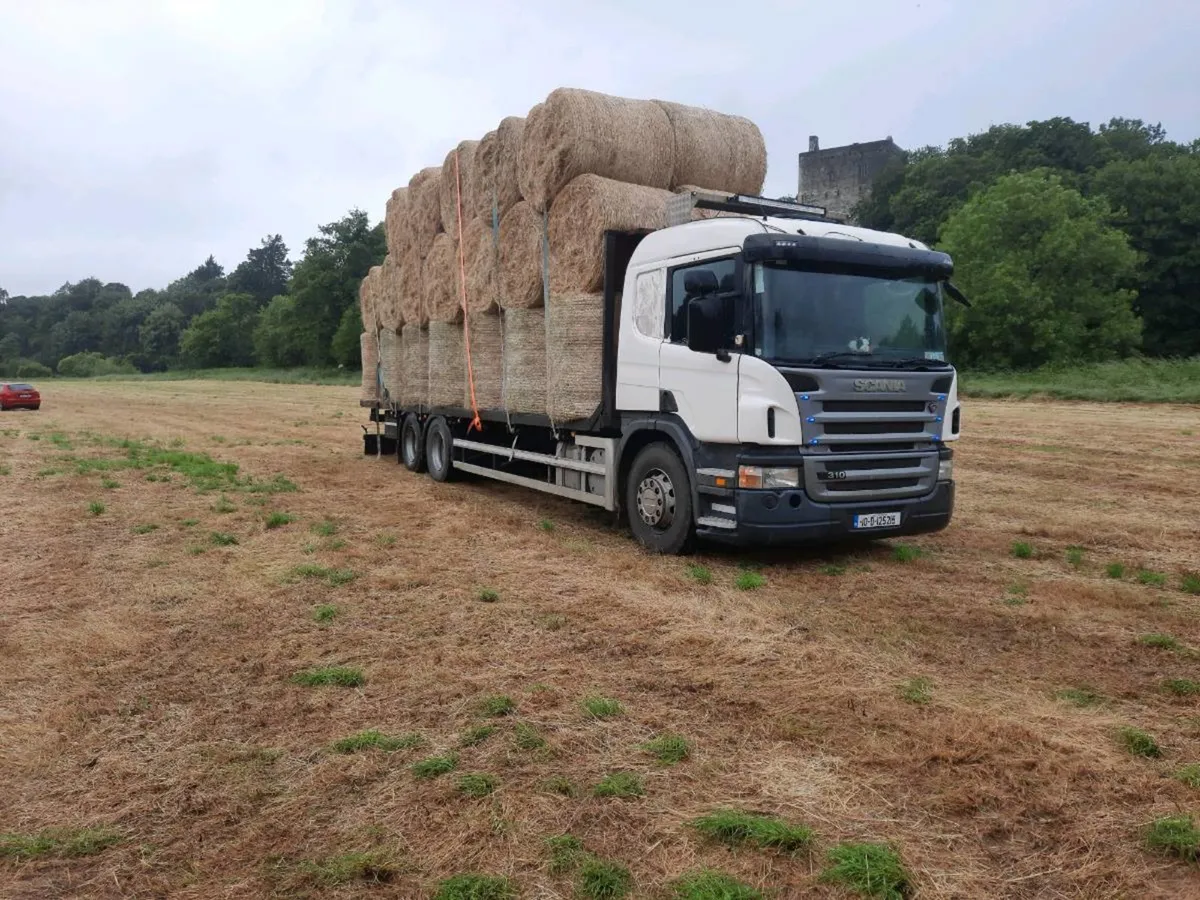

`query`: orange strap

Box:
[453,150,482,433]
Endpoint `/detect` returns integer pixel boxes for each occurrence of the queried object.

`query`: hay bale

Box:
[547,293,604,421]
[405,166,444,258]
[440,140,480,236]
[548,175,672,293]
[399,242,425,325]
[401,324,428,407]
[475,116,525,222]
[654,101,767,195]
[359,268,379,332]
[379,255,405,331]
[501,308,546,415]
[464,311,502,409]
[428,321,465,408]
[360,332,380,403]
[379,328,403,402]
[463,216,499,315]
[518,88,675,211]
[384,187,409,256]
[498,200,543,309]
[422,233,462,324]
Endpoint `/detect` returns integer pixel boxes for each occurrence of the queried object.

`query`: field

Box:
[1,382,1198,899]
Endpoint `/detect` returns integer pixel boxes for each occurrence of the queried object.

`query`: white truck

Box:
[364,193,963,554]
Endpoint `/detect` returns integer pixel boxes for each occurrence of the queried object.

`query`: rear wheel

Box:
[400,414,426,473]
[425,416,454,482]
[625,443,694,554]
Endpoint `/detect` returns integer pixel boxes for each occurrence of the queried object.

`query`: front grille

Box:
[822,400,927,414]
[824,420,924,435]
[825,477,921,492]
[829,442,918,454]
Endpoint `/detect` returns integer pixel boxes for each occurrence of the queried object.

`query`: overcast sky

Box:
[1,0,1197,297]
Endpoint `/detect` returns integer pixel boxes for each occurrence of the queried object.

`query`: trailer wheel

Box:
[625,443,694,554]
[425,416,455,482]
[400,414,426,473]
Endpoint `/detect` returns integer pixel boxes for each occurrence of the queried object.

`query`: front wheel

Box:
[625,443,695,554]
[424,416,455,483]
[400,414,426,473]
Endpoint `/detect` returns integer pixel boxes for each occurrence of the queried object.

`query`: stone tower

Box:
[798,135,904,223]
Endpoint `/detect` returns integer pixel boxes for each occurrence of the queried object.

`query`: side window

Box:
[633,269,666,339]
[668,258,737,344]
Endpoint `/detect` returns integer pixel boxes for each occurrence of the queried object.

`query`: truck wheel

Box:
[400,415,426,473]
[425,417,455,482]
[626,443,694,554]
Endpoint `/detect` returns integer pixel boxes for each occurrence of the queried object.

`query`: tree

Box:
[938,171,1142,369]
[330,303,363,368]
[189,255,225,283]
[138,303,187,370]
[227,235,292,305]
[178,293,261,368]
[289,210,386,365]
[253,295,308,368]
[0,333,21,361]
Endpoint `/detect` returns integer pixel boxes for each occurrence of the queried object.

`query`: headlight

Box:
[938,459,954,482]
[738,465,800,489]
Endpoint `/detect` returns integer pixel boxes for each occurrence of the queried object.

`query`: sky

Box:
[1,0,1197,297]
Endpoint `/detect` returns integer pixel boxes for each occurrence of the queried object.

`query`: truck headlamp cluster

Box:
[738,466,800,489]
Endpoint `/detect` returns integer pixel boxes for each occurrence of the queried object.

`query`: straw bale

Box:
[405,166,444,258]
[475,116,525,222]
[654,101,767,195]
[384,187,409,256]
[498,201,543,309]
[359,268,379,332]
[400,324,428,407]
[360,332,379,404]
[440,140,480,236]
[379,328,403,402]
[463,216,499,315]
[501,308,546,415]
[399,243,424,325]
[548,175,672,293]
[428,321,465,408]
[547,292,604,421]
[464,311,503,409]
[422,233,462,324]
[379,255,405,331]
[518,88,674,211]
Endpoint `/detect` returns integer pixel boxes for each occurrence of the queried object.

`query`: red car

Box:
[0,382,41,411]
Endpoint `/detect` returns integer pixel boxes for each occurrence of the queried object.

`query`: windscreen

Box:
[8,383,34,390]
[751,263,949,368]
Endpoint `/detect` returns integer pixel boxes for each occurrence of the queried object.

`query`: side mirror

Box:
[683,269,719,296]
[944,281,971,307]
[687,294,728,358]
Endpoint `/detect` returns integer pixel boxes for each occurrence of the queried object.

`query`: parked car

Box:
[0,382,41,411]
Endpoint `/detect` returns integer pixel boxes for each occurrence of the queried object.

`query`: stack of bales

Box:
[358,87,766,422]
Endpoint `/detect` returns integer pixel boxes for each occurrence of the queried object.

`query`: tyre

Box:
[400,414,426,473]
[424,416,454,482]
[625,443,695,554]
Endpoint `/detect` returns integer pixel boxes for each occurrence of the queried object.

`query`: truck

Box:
[363,191,964,554]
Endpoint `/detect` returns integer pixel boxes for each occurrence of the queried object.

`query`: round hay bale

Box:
[400,324,428,407]
[379,327,403,402]
[475,116,526,222]
[440,140,480,236]
[463,217,499,315]
[384,186,409,256]
[654,101,767,195]
[360,331,380,404]
[399,243,425,325]
[548,175,673,293]
[464,311,502,409]
[379,255,405,331]
[518,88,675,212]
[405,166,444,258]
[501,308,546,415]
[422,233,462,324]
[428,321,465,408]
[498,200,543,309]
[547,293,604,421]
[359,269,379,332]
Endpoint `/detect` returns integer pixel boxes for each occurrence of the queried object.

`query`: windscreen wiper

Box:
[869,357,952,370]
[801,351,877,368]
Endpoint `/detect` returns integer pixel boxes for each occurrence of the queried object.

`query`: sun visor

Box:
[742,233,953,279]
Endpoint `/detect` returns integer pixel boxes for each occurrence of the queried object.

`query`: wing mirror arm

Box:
[944,281,971,308]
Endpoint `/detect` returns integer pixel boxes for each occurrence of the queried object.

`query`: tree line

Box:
[0,210,384,378]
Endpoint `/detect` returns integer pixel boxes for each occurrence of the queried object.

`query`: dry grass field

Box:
[1,381,1198,899]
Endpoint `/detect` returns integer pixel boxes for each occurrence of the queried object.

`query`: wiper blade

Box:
[805,351,875,367]
[870,357,951,370]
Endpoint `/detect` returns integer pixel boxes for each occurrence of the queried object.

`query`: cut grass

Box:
[457,772,499,797]
[1138,633,1183,651]
[540,775,577,797]
[734,570,766,591]
[899,676,933,705]
[686,564,714,585]
[297,850,399,886]
[592,772,644,799]
[1117,726,1162,758]
[476,587,500,603]
[412,753,459,779]
[290,666,365,688]
[821,842,911,900]
[1011,540,1034,559]
[512,722,547,751]
[373,532,397,548]
[960,358,1200,404]
[434,874,516,900]
[313,603,339,623]
[87,500,105,516]
[1174,764,1200,789]
[0,826,122,860]
[478,695,516,717]
[459,725,498,747]
[670,871,764,900]
[1164,679,1200,697]
[131,523,159,535]
[641,733,690,765]
[891,544,923,563]
[331,730,423,754]
[1144,815,1200,862]
[576,856,632,899]
[582,696,623,719]
[1054,687,1103,707]
[210,531,238,546]
[264,511,295,529]
[213,496,236,513]
[689,809,813,853]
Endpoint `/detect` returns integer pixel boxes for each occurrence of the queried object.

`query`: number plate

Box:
[853,511,901,529]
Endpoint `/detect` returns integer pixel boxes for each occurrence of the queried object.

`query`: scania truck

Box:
[364,192,963,554]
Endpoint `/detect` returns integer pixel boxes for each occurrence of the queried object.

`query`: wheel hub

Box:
[635,468,675,529]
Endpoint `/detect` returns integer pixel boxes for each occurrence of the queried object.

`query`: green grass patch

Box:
[265,511,295,529]
[101,477,120,489]
[311,519,338,537]
[960,359,1200,404]
[1164,679,1200,697]
[670,871,764,900]
[538,518,555,532]
[459,725,498,747]
[891,544,923,563]
[821,563,847,576]
[87,500,105,516]
[686,564,714,585]
[325,538,347,551]
[1138,633,1183,651]
[296,850,399,886]
[1117,726,1162,758]
[476,587,500,603]
[290,666,364,688]
[734,570,766,591]
[1065,546,1085,567]
[374,532,397,548]
[593,772,644,799]
[210,531,238,546]
[286,563,356,587]
[512,722,547,751]
[1145,815,1200,862]
[1174,764,1200,789]
[457,772,499,797]
[0,464,9,476]
[181,518,199,527]
[821,842,911,899]
[331,729,423,754]
[313,604,339,623]
[1011,541,1034,559]
[1106,562,1126,579]
[131,523,158,535]
[582,696,623,719]
[576,856,632,899]
[1054,687,1103,707]
[213,496,236,513]
[74,367,359,385]
[1181,573,1200,595]
[478,695,516,717]
[0,826,122,860]
[545,833,584,874]
[899,676,933,705]
[434,874,516,900]
[1137,568,1168,587]
[187,545,206,556]
[412,753,458,779]
[689,809,813,853]
[641,733,690,765]
[540,775,577,797]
